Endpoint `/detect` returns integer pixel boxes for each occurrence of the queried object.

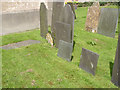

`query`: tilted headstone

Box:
[85,2,100,33]
[97,8,118,38]
[67,2,76,19]
[79,48,99,76]
[59,4,74,44]
[40,3,48,38]
[51,2,64,40]
[55,21,71,48]
[111,34,120,87]
[57,40,73,62]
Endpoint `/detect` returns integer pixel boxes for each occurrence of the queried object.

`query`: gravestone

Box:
[59,4,74,44]
[85,2,100,33]
[55,22,71,48]
[40,3,48,38]
[51,2,64,40]
[97,8,118,38]
[67,2,76,19]
[57,40,73,62]
[79,48,99,76]
[111,33,120,87]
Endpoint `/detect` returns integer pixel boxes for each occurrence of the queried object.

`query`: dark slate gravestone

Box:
[67,2,76,19]
[59,4,74,44]
[40,3,48,38]
[111,33,120,87]
[51,2,64,41]
[97,8,118,38]
[79,48,99,76]
[55,22,71,48]
[57,40,73,62]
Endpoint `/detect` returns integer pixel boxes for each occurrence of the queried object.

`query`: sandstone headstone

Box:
[51,2,64,40]
[55,21,71,48]
[85,2,100,33]
[57,40,73,62]
[40,3,48,38]
[111,33,120,87]
[97,8,118,38]
[79,48,99,76]
[67,2,76,19]
[59,4,74,44]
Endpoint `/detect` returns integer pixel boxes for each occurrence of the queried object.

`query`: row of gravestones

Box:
[40,2,120,87]
[85,2,118,38]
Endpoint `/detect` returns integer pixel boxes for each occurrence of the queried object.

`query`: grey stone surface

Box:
[97,8,118,38]
[57,40,73,62]
[79,48,99,76]
[51,2,64,40]
[111,33,120,87]
[55,21,71,48]
[0,40,40,50]
[1,9,40,36]
[59,4,74,44]
[40,3,48,38]
[67,2,76,19]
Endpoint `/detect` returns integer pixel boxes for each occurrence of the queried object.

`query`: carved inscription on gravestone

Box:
[79,48,99,76]
[85,2,100,33]
[97,8,118,38]
[40,3,48,38]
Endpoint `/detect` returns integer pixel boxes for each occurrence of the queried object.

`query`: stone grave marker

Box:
[79,48,99,76]
[51,2,64,40]
[55,21,71,48]
[57,40,73,62]
[85,2,100,33]
[67,2,76,19]
[40,3,48,38]
[97,8,118,38]
[111,33,120,87]
[59,4,74,44]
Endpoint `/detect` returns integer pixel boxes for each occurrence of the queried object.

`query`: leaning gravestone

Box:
[111,33,120,87]
[85,2,100,33]
[57,40,73,62]
[51,2,64,40]
[97,8,118,38]
[59,4,74,44]
[40,3,48,38]
[55,21,71,48]
[67,2,76,19]
[79,48,99,76]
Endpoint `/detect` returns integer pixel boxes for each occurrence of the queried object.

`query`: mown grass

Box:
[1,6,119,88]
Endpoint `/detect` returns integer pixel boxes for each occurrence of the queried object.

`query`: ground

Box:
[1,6,119,88]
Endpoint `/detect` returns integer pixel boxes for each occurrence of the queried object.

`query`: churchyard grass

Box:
[1,6,119,88]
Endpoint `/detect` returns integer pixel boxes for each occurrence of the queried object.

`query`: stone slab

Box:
[97,8,118,38]
[0,40,40,50]
[40,3,48,38]
[57,40,73,62]
[79,48,99,76]
[85,2,100,32]
[111,33,120,87]
[55,21,71,48]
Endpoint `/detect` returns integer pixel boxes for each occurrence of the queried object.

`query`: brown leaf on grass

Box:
[48,81,54,86]
[31,80,36,86]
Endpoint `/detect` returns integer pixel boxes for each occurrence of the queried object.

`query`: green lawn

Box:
[1,6,119,88]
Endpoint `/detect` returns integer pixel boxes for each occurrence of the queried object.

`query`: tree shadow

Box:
[73,40,76,52]
[109,62,114,77]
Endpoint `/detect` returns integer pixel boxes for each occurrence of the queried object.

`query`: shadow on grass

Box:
[73,40,76,52]
[109,62,114,77]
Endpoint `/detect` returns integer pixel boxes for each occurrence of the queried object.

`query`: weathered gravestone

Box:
[79,48,99,76]
[51,2,64,41]
[85,2,100,33]
[40,3,48,38]
[59,4,74,44]
[67,2,76,19]
[97,8,118,38]
[111,33,120,87]
[55,21,71,48]
[57,40,73,62]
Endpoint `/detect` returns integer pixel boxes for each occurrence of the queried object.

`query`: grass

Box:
[1,6,119,88]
